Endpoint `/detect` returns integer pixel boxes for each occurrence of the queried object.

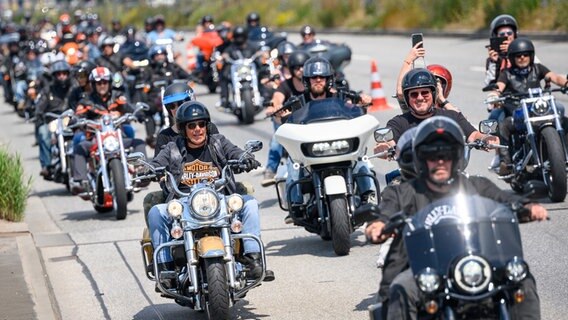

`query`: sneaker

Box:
[284,214,293,224]
[70,180,87,195]
[261,170,276,187]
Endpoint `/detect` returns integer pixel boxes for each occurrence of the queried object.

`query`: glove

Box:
[242,157,261,173]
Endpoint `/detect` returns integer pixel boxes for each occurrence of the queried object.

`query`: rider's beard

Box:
[310,83,326,98]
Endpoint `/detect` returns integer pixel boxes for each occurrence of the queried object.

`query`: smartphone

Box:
[411,33,423,48]
[489,36,507,52]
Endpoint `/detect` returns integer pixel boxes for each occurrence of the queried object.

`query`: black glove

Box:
[135,112,147,123]
[242,157,261,173]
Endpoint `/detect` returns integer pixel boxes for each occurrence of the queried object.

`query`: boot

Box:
[244,253,275,282]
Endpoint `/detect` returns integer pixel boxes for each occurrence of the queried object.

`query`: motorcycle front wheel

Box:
[539,127,567,202]
[204,257,230,320]
[329,195,351,256]
[240,89,255,125]
[109,158,128,219]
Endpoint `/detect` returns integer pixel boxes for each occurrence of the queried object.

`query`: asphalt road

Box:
[2,32,568,320]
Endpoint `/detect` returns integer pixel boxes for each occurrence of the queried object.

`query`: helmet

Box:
[73,60,96,78]
[201,15,214,26]
[154,15,165,26]
[149,45,167,60]
[401,68,437,113]
[232,25,247,45]
[163,82,195,116]
[507,37,535,68]
[287,50,310,70]
[89,66,112,83]
[50,60,71,75]
[412,116,465,186]
[144,16,154,26]
[302,56,334,91]
[98,35,115,49]
[396,127,418,181]
[300,25,315,37]
[59,13,71,25]
[427,64,453,98]
[277,41,297,60]
[246,12,260,25]
[175,101,211,137]
[489,14,518,38]
[125,25,136,38]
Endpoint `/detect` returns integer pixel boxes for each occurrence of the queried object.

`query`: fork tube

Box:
[58,123,67,172]
[550,98,568,160]
[221,227,237,288]
[116,129,132,189]
[522,101,542,167]
[96,131,111,191]
[183,230,199,293]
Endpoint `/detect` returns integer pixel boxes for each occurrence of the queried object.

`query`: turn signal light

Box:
[514,289,525,304]
[231,220,243,233]
[425,300,438,314]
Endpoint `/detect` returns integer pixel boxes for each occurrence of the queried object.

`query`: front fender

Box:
[324,175,347,195]
[196,236,225,258]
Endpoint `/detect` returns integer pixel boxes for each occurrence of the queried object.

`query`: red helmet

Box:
[427,64,452,98]
[89,66,112,82]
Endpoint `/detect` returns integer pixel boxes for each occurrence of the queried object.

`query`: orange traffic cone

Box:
[369,59,393,112]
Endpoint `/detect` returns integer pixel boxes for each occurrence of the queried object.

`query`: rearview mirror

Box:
[245,140,263,153]
[374,128,393,143]
[479,119,498,134]
[135,102,150,113]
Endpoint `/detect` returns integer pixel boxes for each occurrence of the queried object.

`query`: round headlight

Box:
[48,120,58,133]
[416,268,440,293]
[226,194,244,213]
[190,189,219,218]
[102,136,119,152]
[167,200,183,219]
[505,257,528,282]
[453,255,491,294]
[532,99,550,116]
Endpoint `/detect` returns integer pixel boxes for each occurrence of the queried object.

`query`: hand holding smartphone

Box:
[489,36,507,53]
[411,33,423,48]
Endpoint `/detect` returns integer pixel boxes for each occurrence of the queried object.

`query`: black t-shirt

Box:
[387,109,476,142]
[179,144,221,192]
[276,78,304,102]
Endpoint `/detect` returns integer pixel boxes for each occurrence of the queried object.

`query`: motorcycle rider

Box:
[68,60,96,111]
[485,14,519,88]
[245,12,261,36]
[374,68,498,153]
[488,37,568,175]
[95,36,123,74]
[146,15,177,46]
[147,101,275,282]
[15,42,44,116]
[70,66,147,194]
[365,116,547,320]
[297,25,320,49]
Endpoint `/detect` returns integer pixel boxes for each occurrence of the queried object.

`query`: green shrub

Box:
[0,148,31,222]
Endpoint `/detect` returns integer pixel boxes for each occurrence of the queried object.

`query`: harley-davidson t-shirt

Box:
[179,146,221,190]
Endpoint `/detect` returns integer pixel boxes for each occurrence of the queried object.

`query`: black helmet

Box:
[246,12,260,25]
[277,41,296,59]
[149,45,167,60]
[287,50,310,70]
[73,60,96,78]
[163,82,195,116]
[507,37,535,68]
[232,25,247,45]
[401,68,437,114]
[300,25,315,37]
[412,116,465,187]
[175,101,211,137]
[98,35,115,49]
[396,127,418,181]
[154,15,165,25]
[302,56,334,91]
[144,16,154,26]
[201,15,214,26]
[489,14,518,38]
[50,60,71,75]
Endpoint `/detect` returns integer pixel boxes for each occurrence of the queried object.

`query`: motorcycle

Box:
[131,140,268,319]
[248,27,287,51]
[302,39,352,86]
[274,97,380,255]
[222,50,265,124]
[121,41,151,103]
[366,189,546,320]
[69,103,148,220]
[485,86,568,202]
[189,30,223,93]
[44,109,75,189]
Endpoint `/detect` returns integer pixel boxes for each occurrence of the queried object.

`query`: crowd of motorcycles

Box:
[1,10,567,320]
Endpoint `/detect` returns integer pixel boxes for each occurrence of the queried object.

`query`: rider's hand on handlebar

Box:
[242,158,261,172]
[481,134,500,148]
[365,221,390,244]
[373,142,392,159]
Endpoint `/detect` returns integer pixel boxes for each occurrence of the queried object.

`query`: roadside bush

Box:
[0,147,31,222]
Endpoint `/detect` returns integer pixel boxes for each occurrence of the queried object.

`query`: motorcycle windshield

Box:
[288,98,364,124]
[403,194,523,276]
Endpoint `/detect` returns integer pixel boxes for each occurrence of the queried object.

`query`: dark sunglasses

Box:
[409,90,432,99]
[515,52,530,59]
[186,121,207,130]
[418,144,456,162]
[498,30,514,37]
[95,80,109,85]
[422,152,454,162]
[54,71,69,77]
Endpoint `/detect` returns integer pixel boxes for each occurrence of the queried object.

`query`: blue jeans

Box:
[148,195,262,264]
[15,80,27,103]
[286,159,376,204]
[36,124,51,168]
[266,120,283,173]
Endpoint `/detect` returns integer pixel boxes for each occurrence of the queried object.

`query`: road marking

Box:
[470,66,486,72]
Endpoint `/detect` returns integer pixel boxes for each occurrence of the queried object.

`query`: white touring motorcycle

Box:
[274,97,380,255]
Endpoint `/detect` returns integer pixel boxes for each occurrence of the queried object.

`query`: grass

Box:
[0,147,31,222]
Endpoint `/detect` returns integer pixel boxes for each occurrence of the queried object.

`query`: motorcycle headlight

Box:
[102,136,119,152]
[303,138,358,157]
[416,268,440,293]
[226,194,244,214]
[531,99,550,116]
[453,255,492,294]
[237,65,251,77]
[48,120,58,133]
[190,189,219,219]
[166,200,183,219]
[505,257,528,283]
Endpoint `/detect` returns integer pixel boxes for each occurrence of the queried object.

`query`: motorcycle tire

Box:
[329,195,351,256]
[539,127,567,202]
[240,89,255,125]
[109,159,128,220]
[204,257,230,320]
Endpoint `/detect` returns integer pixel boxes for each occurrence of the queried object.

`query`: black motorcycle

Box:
[367,191,544,319]
[485,86,568,202]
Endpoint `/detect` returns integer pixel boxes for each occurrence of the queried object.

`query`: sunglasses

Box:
[515,52,530,59]
[418,144,456,162]
[95,80,109,85]
[186,121,206,130]
[423,152,454,162]
[409,90,432,99]
[54,71,69,77]
[498,30,514,37]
